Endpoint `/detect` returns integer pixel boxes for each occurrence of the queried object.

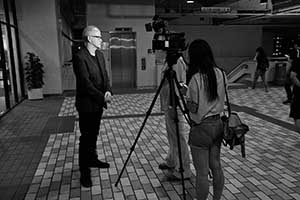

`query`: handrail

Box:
[227,58,252,74]
[227,63,248,80]
[227,59,254,79]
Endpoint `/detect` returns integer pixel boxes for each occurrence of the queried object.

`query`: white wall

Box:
[11,0,265,93]
[16,0,62,94]
[169,24,263,72]
[87,3,155,88]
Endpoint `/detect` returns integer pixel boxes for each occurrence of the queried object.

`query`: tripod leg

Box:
[167,69,187,200]
[115,72,168,187]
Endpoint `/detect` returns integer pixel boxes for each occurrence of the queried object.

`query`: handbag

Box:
[221,71,249,158]
[186,76,199,113]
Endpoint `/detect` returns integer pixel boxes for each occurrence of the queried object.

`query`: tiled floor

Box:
[0,86,300,200]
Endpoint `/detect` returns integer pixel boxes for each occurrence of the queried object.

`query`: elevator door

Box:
[110,32,136,89]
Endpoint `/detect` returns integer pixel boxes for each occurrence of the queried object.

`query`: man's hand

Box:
[104,91,112,103]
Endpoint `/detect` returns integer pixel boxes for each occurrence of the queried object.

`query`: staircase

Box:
[227,59,257,83]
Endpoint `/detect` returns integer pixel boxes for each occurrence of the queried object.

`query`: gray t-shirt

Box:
[186,67,227,124]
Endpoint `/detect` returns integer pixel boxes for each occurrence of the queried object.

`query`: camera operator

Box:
[159,52,192,180]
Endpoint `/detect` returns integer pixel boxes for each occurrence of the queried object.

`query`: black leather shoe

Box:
[89,160,110,168]
[80,173,92,187]
[158,163,174,170]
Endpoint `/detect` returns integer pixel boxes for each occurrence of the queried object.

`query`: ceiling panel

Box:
[75,0,300,26]
[155,0,300,25]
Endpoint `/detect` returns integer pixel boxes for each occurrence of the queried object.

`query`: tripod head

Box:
[165,50,182,68]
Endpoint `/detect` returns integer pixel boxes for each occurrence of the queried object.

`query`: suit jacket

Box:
[73,47,112,112]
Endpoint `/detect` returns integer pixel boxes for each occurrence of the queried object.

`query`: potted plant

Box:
[24,52,44,100]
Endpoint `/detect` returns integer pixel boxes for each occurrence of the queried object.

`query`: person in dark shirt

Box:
[283,42,300,104]
[289,57,300,133]
[72,25,112,187]
[252,47,269,92]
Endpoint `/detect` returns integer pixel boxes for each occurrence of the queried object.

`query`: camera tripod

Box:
[115,57,190,200]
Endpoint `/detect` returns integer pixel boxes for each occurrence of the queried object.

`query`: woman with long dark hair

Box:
[186,39,226,200]
[252,46,269,92]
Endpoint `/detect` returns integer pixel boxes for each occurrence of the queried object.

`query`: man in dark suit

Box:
[72,25,112,187]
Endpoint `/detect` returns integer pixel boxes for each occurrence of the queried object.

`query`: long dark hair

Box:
[256,47,267,58]
[256,46,268,63]
[187,39,218,102]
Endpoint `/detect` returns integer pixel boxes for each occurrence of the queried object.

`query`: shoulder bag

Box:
[221,70,249,158]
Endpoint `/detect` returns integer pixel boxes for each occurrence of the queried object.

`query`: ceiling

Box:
[154,0,300,25]
[66,0,300,27]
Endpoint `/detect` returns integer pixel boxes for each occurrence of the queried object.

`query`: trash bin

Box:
[274,62,287,85]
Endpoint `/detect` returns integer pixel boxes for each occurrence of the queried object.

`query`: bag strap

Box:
[221,70,231,116]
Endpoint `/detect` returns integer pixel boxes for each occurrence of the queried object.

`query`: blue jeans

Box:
[190,116,224,200]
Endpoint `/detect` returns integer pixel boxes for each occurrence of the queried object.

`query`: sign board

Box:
[200,7,231,13]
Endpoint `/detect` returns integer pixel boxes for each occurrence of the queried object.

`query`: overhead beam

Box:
[87,0,154,5]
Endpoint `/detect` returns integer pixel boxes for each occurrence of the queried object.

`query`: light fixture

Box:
[187,0,194,3]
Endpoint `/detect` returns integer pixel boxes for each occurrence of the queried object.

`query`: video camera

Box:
[145,15,187,52]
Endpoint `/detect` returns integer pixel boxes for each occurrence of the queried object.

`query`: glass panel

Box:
[0,42,6,114]
[0,0,5,22]
[1,24,16,107]
[7,0,15,26]
[10,27,21,101]
[0,24,9,114]
[0,0,14,25]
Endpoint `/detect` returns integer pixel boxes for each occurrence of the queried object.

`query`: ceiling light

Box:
[187,0,194,3]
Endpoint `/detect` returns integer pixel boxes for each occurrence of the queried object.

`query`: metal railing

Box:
[227,59,255,82]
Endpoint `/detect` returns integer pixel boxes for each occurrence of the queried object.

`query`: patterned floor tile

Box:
[58,93,162,118]
[229,87,293,124]
[25,109,300,199]
[3,86,300,199]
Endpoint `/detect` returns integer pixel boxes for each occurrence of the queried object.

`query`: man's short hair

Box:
[82,25,99,42]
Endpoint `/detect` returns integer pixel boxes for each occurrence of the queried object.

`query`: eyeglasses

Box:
[89,35,102,39]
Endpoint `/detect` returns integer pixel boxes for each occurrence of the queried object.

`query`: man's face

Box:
[88,28,102,49]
